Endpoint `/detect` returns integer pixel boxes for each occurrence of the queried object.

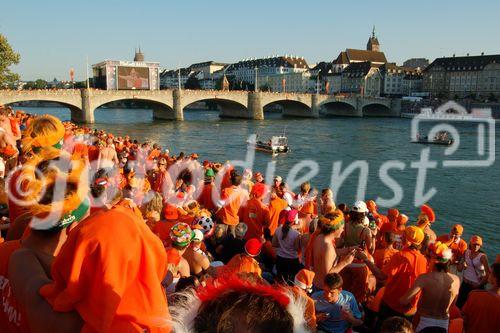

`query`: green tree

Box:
[0,34,20,87]
[34,79,48,89]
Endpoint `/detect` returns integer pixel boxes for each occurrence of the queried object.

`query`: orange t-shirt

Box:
[268,197,288,235]
[373,247,398,271]
[219,186,248,226]
[239,198,270,240]
[39,206,171,333]
[462,290,500,333]
[0,240,30,333]
[148,149,161,161]
[197,183,216,211]
[382,248,428,315]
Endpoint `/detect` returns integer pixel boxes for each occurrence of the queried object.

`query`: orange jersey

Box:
[40,205,171,333]
[197,183,216,211]
[462,290,500,333]
[382,248,428,315]
[373,247,398,271]
[219,186,248,226]
[268,197,288,235]
[239,198,270,240]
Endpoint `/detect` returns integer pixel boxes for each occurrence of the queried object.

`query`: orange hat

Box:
[245,238,262,257]
[366,200,377,212]
[319,210,345,231]
[396,214,408,226]
[430,241,453,262]
[294,269,315,293]
[451,224,464,235]
[470,235,482,246]
[405,225,425,245]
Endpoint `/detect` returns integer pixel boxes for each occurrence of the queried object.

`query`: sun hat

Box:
[351,201,368,213]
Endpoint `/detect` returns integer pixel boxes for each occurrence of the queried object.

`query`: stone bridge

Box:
[0,89,400,123]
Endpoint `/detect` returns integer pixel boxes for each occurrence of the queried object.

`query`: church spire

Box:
[367,26,380,52]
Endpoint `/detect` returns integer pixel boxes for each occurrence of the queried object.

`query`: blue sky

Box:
[2,0,500,81]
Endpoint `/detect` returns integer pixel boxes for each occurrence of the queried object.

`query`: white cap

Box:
[352,201,368,213]
[192,229,204,242]
[274,175,282,182]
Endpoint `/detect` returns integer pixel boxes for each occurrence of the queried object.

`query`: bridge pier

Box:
[311,94,320,118]
[248,92,264,120]
[152,89,181,120]
[73,89,95,124]
[173,89,184,120]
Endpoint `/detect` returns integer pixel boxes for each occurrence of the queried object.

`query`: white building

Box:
[341,61,382,97]
[227,56,309,86]
[259,70,312,93]
[160,68,194,89]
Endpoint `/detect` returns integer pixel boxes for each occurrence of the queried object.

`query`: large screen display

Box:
[117,66,149,90]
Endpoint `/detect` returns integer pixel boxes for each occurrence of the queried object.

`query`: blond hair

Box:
[21,115,65,153]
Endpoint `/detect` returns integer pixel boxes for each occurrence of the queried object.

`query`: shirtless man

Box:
[312,210,356,289]
[319,188,336,216]
[183,229,210,278]
[400,242,460,333]
[166,223,192,292]
[97,138,119,169]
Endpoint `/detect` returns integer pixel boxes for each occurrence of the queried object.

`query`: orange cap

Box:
[470,235,483,246]
[451,224,464,235]
[405,226,425,245]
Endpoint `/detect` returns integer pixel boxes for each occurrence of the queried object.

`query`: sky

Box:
[1,0,500,81]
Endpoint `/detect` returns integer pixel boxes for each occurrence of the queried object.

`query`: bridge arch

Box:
[3,98,83,122]
[361,103,393,117]
[93,98,175,121]
[261,92,315,118]
[262,99,312,117]
[182,97,249,119]
[321,100,359,117]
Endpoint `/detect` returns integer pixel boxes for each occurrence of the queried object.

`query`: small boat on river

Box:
[247,135,290,155]
[412,131,453,146]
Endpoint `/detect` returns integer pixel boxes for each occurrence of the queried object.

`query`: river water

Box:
[16,106,500,258]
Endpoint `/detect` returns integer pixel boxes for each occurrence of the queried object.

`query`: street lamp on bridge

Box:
[254,66,259,92]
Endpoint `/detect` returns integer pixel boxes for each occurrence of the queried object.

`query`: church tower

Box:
[134,47,145,62]
[367,26,380,52]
